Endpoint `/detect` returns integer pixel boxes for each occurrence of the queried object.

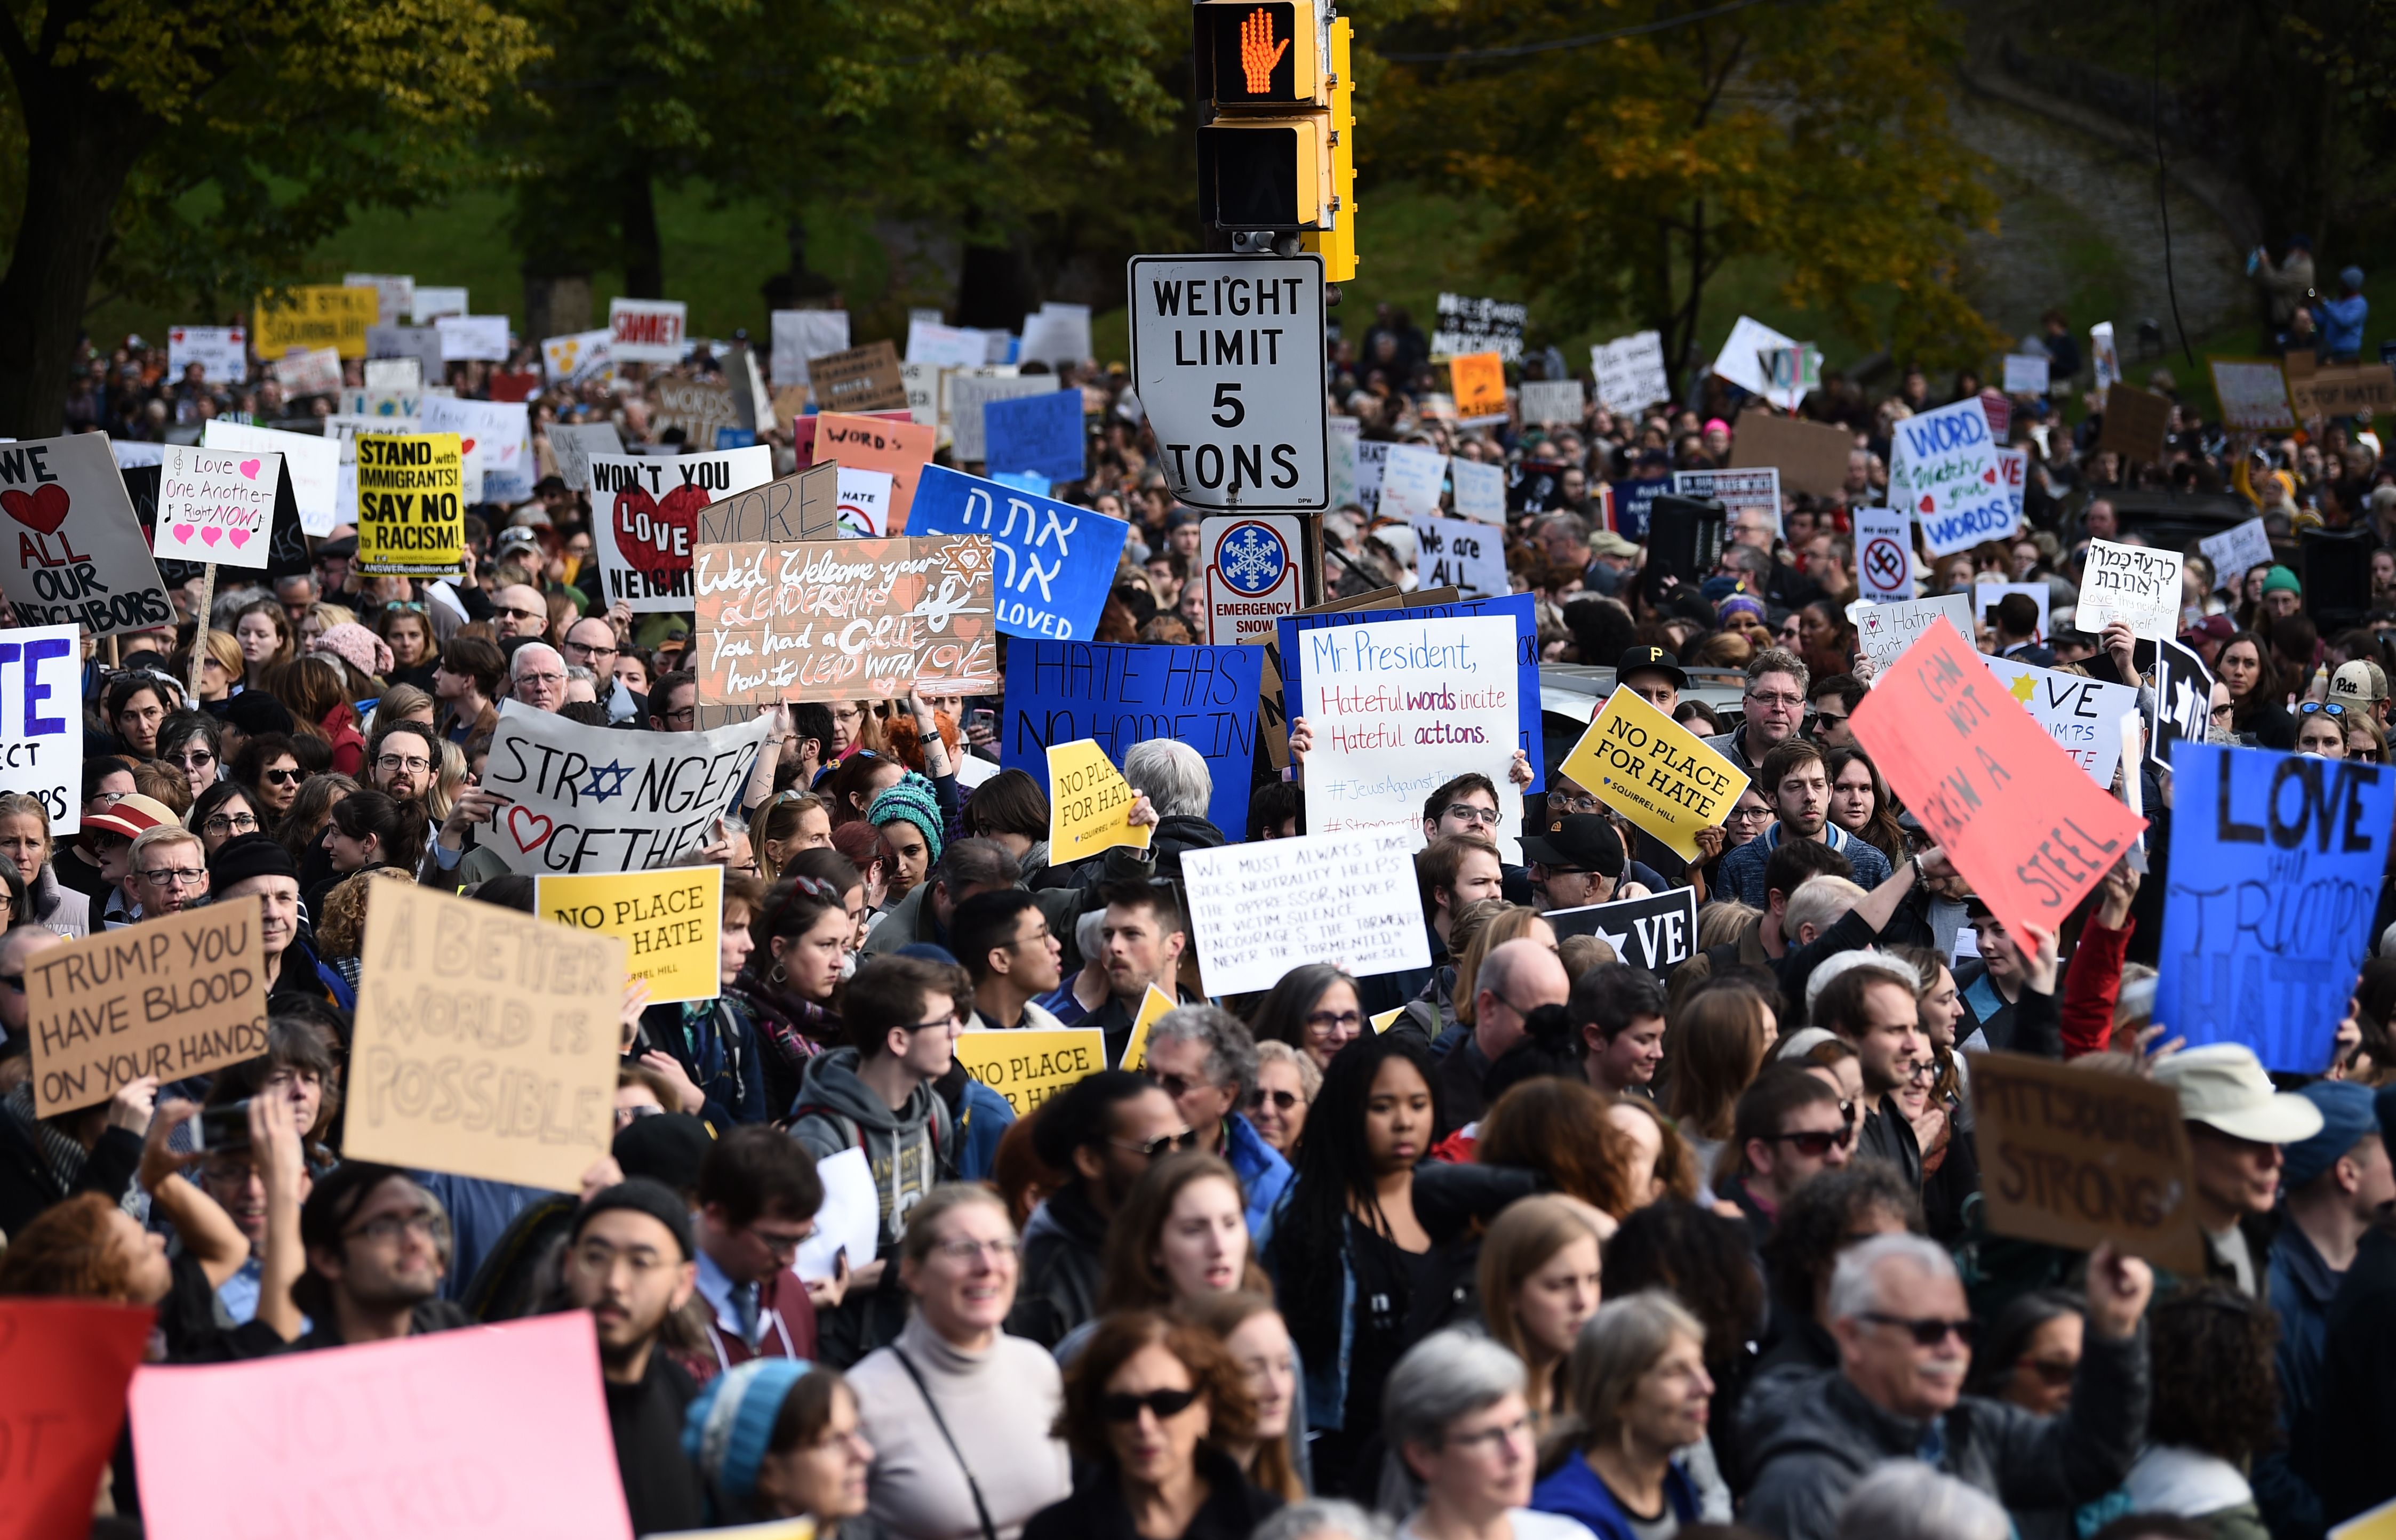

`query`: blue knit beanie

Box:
[869,772,944,865]
[682,1358,811,1506]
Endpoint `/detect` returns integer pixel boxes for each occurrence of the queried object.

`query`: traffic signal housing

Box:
[1193,0,1357,279]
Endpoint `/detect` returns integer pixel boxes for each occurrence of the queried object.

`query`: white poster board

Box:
[2076,538,2184,640]
[1181,830,1434,997]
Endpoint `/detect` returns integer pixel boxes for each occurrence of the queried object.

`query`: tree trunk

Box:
[0,75,157,438]
[620,166,664,300]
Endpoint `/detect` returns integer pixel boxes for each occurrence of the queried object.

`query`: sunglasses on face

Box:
[1101,1388,1201,1423]
[1765,1125,1855,1157]
[1862,1311,1977,1348]
[2018,1355,2077,1388]
[1112,1127,1202,1160]
[1248,1087,1301,1112]
[262,767,302,784]
[2300,701,2349,718]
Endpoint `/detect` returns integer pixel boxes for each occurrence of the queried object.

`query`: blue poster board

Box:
[910,465,1130,641]
[981,390,1086,482]
[2155,741,2393,1071]
[1002,640,1264,838]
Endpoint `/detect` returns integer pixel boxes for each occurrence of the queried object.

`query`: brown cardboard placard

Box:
[692,535,997,705]
[1968,1049,2206,1276]
[1728,407,1852,499]
[28,900,270,1115]
[345,882,625,1192]
[808,340,909,414]
[2098,383,2173,463]
[2290,364,2396,421]
[696,463,839,546]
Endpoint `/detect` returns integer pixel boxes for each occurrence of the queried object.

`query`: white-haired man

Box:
[508,641,568,713]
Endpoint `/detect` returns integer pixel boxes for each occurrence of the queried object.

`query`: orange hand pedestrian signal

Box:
[1240,7,1289,94]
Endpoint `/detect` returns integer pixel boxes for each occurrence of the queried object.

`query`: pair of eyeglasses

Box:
[2017,1355,2078,1388]
[1101,1388,1200,1424]
[1764,1125,1855,1157]
[1248,1087,1300,1112]
[495,605,546,623]
[1111,1127,1201,1160]
[1862,1311,1977,1348]
[1441,803,1500,826]
[1304,1008,1363,1033]
[202,813,258,836]
[262,767,303,785]
[376,755,433,773]
[138,867,205,888]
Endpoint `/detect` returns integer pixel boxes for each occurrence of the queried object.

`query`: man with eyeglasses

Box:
[366,718,441,803]
[84,793,178,929]
[1722,1064,1854,1246]
[1011,1069,1194,1348]
[1745,1230,2152,1540]
[489,582,550,641]
[789,955,966,1359]
[1704,648,1812,780]
[565,614,648,725]
[560,1178,708,1536]
[507,640,570,713]
[126,825,209,921]
[291,1161,466,1349]
[1141,1004,1291,1245]
[953,888,1066,1032]
[650,669,699,733]
[690,1126,827,1371]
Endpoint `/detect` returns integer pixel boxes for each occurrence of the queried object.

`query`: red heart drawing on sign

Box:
[201,528,222,547]
[505,804,553,852]
[1983,467,1998,484]
[1,483,70,536]
[239,459,261,480]
[1917,494,1935,514]
[613,481,712,581]
[460,438,477,455]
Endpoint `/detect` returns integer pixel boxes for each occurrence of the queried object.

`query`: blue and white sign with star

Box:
[1200,513,1304,644]
[477,701,771,875]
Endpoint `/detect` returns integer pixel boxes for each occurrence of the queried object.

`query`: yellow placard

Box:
[254,285,380,360]
[2332,1496,2396,1540]
[1561,686,1750,863]
[346,881,626,1192]
[1450,351,1506,418]
[1117,984,1178,1071]
[1370,1006,1405,1034]
[537,866,723,1006]
[952,1028,1106,1117]
[1045,739,1153,865]
[355,431,466,576]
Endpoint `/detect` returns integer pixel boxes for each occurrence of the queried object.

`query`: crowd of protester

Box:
[8,277,2396,1540]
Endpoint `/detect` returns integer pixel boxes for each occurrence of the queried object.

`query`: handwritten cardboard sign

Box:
[692,535,997,705]
[2209,358,2295,431]
[909,464,1130,641]
[1046,739,1152,865]
[130,1312,634,1540]
[1979,654,2141,787]
[2289,364,2396,420]
[2098,382,2172,462]
[1891,396,2010,557]
[2155,742,2393,1071]
[1449,351,1506,418]
[953,1027,1107,1116]
[0,434,174,636]
[1851,618,2145,940]
[1969,1049,2205,1275]
[1181,830,1433,998]
[157,445,281,568]
[1518,380,1583,426]
[254,284,379,358]
[1591,331,1671,414]
[354,432,464,576]
[1377,443,1447,523]
[648,377,742,451]
[1728,407,1854,500]
[589,446,774,612]
[4,1298,155,1540]
[809,339,909,413]
[1561,686,1748,863]
[2199,516,2273,593]
[29,901,269,1116]
[0,622,82,836]
[347,881,623,1189]
[811,412,938,532]
[2078,538,2185,640]
[537,865,723,1006]
[1450,458,1506,524]
[697,462,838,546]
[1543,887,1699,973]
[1003,639,1263,838]
[478,701,769,876]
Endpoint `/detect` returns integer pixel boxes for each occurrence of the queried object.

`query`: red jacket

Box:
[2060,915,2134,1058]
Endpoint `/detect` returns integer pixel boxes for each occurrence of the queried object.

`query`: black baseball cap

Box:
[1615,646,1688,692]
[1520,813,1627,878]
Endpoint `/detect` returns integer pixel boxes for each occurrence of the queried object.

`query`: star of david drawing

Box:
[582,760,634,802]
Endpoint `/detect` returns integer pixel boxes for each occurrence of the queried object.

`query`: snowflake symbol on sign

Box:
[1218,525,1287,594]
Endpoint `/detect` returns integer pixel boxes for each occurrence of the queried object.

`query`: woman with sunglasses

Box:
[1245,1041,1319,1158]
[850,1184,1071,1540]
[1025,1310,1282,1540]
[233,733,306,828]
[2347,712,2389,763]
[2295,700,2350,757]
[1972,1288,2083,1416]
[156,711,226,800]
[183,630,243,707]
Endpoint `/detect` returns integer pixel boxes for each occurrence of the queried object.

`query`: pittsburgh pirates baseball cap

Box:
[1615,645,1688,693]
[1520,813,1627,878]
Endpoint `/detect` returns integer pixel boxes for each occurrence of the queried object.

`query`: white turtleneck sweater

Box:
[849,1311,1072,1540]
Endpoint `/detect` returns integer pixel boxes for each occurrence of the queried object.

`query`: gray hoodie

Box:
[786,1046,954,1257]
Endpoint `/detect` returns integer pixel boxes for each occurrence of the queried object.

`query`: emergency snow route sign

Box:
[1129,254,1329,511]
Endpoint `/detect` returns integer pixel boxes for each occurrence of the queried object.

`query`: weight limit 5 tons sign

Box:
[1129,254,1329,511]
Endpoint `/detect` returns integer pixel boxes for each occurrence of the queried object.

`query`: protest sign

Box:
[1412,515,1507,599]
[901,361,944,431]
[837,467,893,535]
[347,881,622,1189]
[111,442,166,470]
[909,464,1129,641]
[168,325,246,384]
[948,374,1061,466]
[693,535,996,705]
[1116,984,1178,1072]
[1280,589,1543,791]
[2098,383,2172,462]
[130,456,304,592]
[1969,1050,2205,1275]
[131,1311,633,1540]
[2209,358,2295,430]
[1519,380,1584,426]
[268,346,342,398]
[254,285,378,358]
[1327,415,1360,508]
[1020,301,1093,367]
[1728,407,1852,499]
[2090,322,2121,394]
[1046,740,1152,864]
[1758,342,1820,412]
[1674,467,1781,536]
[29,901,268,1116]
[807,340,908,415]
[1431,293,1527,362]
[697,462,838,546]
[812,412,938,532]
[1980,654,2140,787]
[408,285,467,322]
[549,421,627,493]
[0,622,81,834]
[1708,315,1796,397]
[589,446,774,611]
[421,395,533,506]
[436,314,509,362]
[1852,618,2145,940]
[2001,354,2050,395]
[954,1028,1106,1116]
[537,865,722,1006]
[1544,887,1699,973]
[2289,364,2396,420]
[1182,830,1433,997]
[791,1145,879,1285]
[2200,517,2273,592]
[1892,396,2012,557]
[1852,508,1915,603]
[541,328,613,387]
[1449,351,1507,419]
[0,434,174,636]
[1354,439,1388,515]
[1296,614,1522,855]
[1377,443,1447,523]
[648,377,742,451]
[157,445,279,568]
[1003,639,1263,837]
[1975,580,2049,641]
[4,1298,154,1540]
[365,356,422,395]
[2155,742,2392,1071]
[2150,636,2216,773]
[771,309,851,386]
[1561,687,1748,863]
[1450,456,1506,524]
[345,271,415,324]
[1996,446,2026,533]
[354,432,464,576]
[608,297,687,364]
[372,322,449,383]
[478,700,770,875]
[1855,593,1974,670]
[906,318,988,368]
[2078,538,2185,640]
[1592,330,1671,414]
[982,388,1086,482]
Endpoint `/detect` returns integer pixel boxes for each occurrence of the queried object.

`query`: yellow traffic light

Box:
[1299,14,1356,280]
